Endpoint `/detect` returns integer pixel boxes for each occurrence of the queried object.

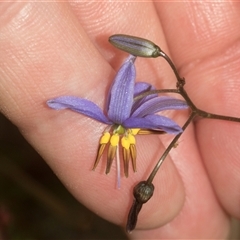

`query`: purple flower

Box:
[47,55,188,188]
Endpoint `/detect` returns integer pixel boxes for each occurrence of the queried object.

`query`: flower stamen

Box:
[116,144,121,189]
[106,134,119,174]
[93,132,110,170]
[121,136,131,177]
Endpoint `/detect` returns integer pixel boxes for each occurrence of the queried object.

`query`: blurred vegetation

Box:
[0,113,128,239]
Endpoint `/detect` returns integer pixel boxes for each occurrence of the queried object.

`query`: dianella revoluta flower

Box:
[47,55,188,188]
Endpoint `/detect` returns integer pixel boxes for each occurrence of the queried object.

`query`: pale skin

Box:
[0,1,240,238]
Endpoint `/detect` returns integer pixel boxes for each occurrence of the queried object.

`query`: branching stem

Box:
[127,47,240,233]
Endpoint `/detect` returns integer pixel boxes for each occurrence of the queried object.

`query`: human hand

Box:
[0,2,239,238]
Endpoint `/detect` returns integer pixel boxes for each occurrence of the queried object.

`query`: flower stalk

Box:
[110,34,240,233]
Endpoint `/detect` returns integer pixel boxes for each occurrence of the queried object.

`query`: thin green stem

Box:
[197,109,240,123]
[126,35,240,233]
[158,50,184,84]
[146,112,196,184]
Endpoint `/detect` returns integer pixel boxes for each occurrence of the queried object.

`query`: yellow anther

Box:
[121,136,130,150]
[110,134,119,147]
[128,134,136,145]
[130,128,140,135]
[100,132,111,144]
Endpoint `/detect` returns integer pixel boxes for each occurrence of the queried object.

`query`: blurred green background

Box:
[0,113,239,239]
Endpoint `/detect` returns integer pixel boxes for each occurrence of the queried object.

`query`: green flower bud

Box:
[109,34,161,58]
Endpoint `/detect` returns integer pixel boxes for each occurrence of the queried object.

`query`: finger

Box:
[157,0,240,218]
[135,1,240,238]
[0,1,185,230]
[68,1,194,230]
[67,0,212,234]
[69,1,180,89]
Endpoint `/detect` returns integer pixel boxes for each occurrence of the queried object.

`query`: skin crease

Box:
[0,1,240,239]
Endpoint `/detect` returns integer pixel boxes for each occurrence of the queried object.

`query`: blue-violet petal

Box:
[131,96,188,118]
[123,115,182,134]
[107,55,136,124]
[47,96,111,124]
[132,82,157,113]
[145,114,183,134]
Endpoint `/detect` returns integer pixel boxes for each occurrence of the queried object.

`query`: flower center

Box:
[113,124,126,135]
